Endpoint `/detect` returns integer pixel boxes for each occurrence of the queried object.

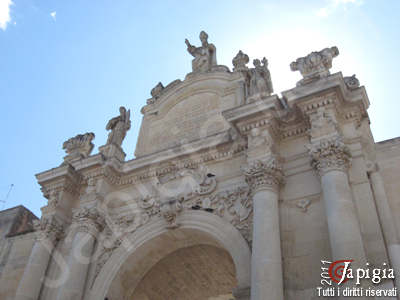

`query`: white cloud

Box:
[316,0,363,17]
[0,0,13,31]
[50,11,56,21]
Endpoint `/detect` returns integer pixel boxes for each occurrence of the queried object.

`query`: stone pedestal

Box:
[369,166,400,289]
[15,217,63,300]
[99,144,126,162]
[243,158,284,300]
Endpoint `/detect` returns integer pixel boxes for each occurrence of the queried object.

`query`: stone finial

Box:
[62,132,95,162]
[232,50,249,71]
[105,106,131,147]
[344,74,360,90]
[248,57,273,97]
[290,46,339,86]
[185,31,217,73]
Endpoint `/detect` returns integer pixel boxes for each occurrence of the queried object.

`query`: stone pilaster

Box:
[243,156,284,300]
[15,217,64,300]
[368,162,400,289]
[56,207,104,300]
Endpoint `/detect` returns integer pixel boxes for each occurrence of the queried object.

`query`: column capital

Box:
[72,206,105,238]
[308,135,351,176]
[34,216,64,244]
[243,156,284,193]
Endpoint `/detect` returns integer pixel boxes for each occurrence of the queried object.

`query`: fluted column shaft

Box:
[15,218,63,300]
[244,158,284,300]
[369,167,400,289]
[56,207,104,300]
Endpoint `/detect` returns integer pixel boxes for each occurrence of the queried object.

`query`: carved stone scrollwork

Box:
[33,216,64,244]
[160,198,183,229]
[243,157,284,193]
[290,46,339,86]
[307,136,351,176]
[72,207,105,237]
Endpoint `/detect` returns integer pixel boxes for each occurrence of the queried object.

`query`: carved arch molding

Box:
[91,167,253,287]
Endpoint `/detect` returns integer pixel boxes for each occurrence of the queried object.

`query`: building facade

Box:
[1,32,400,299]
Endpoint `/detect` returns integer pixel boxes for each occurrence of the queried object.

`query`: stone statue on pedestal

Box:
[249,58,273,96]
[185,31,217,73]
[106,106,131,147]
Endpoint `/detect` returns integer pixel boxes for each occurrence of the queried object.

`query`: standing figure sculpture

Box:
[249,57,273,96]
[106,106,131,147]
[185,31,217,73]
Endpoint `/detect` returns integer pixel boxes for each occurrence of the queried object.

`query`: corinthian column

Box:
[15,217,63,300]
[243,157,284,300]
[56,207,104,300]
[309,136,367,266]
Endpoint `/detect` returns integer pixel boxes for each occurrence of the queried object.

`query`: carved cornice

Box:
[243,157,284,193]
[308,135,351,176]
[72,207,105,237]
[34,216,64,244]
[81,142,246,187]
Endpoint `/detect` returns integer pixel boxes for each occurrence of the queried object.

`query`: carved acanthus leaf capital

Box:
[308,135,351,176]
[72,206,105,237]
[243,156,284,193]
[34,216,64,243]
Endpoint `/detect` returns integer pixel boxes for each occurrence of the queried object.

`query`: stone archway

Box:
[88,210,251,300]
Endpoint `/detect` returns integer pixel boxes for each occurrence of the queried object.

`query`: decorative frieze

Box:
[308,136,351,176]
[243,157,284,193]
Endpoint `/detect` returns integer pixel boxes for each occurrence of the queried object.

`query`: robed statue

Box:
[185,31,217,73]
[106,106,131,147]
[249,58,273,96]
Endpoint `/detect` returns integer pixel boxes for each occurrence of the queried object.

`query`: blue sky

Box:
[0,0,399,217]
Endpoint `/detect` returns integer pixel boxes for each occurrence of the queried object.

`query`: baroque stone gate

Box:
[11,32,400,300]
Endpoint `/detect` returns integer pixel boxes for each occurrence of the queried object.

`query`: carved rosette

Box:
[72,207,105,238]
[34,216,64,244]
[243,157,284,193]
[308,136,351,176]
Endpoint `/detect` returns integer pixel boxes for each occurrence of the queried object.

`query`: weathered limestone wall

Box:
[0,206,37,300]
[376,138,400,238]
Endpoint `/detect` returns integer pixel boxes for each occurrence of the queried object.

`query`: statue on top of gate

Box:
[106,106,131,147]
[185,31,217,73]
